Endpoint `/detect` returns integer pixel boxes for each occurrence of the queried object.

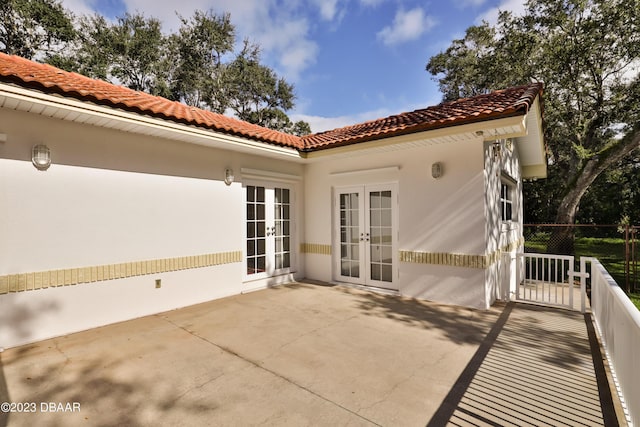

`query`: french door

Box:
[245,184,292,279]
[335,184,397,289]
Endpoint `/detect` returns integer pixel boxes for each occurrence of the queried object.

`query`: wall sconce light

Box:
[431,162,443,179]
[224,168,234,186]
[492,141,502,160]
[475,130,484,137]
[32,144,51,171]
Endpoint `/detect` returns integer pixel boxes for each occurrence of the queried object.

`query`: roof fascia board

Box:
[530,98,546,163]
[302,114,527,160]
[0,82,302,160]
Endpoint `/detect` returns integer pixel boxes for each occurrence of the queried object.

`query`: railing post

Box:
[568,258,574,310]
[626,224,630,293]
[580,257,587,314]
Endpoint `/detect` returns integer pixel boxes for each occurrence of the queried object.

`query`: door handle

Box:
[360,233,370,242]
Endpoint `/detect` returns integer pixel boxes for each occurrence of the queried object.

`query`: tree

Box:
[168,14,311,133]
[0,0,75,59]
[1,2,311,135]
[226,41,296,129]
[427,0,640,253]
[59,13,170,97]
[169,10,235,111]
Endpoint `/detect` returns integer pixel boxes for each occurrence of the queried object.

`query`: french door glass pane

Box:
[369,190,393,283]
[339,192,360,278]
[274,188,291,270]
[247,186,267,275]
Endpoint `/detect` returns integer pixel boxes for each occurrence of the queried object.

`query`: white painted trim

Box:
[242,181,298,283]
[500,171,518,186]
[329,166,400,177]
[240,167,302,183]
[303,115,528,160]
[332,183,399,290]
[0,83,302,160]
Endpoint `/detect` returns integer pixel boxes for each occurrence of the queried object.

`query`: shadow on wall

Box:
[404,172,485,254]
[0,298,60,347]
[336,286,501,346]
[0,297,61,426]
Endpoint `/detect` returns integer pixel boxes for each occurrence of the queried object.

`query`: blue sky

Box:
[59,0,526,132]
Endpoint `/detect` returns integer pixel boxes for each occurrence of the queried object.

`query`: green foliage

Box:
[226,41,296,129]
[427,0,640,224]
[62,13,170,96]
[169,10,235,110]
[0,0,75,59]
[525,234,627,283]
[1,2,311,134]
[628,293,640,311]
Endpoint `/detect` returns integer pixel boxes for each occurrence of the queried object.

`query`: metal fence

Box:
[523,224,639,293]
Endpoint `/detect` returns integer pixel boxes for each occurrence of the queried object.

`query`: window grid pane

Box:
[369,191,393,283]
[247,186,267,275]
[500,183,513,221]
[339,192,360,278]
[274,188,291,270]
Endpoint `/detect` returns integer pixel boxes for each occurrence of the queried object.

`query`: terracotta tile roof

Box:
[0,53,302,149]
[0,53,542,153]
[300,83,543,150]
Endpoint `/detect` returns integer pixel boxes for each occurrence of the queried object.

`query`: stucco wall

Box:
[0,109,304,348]
[304,137,490,308]
[483,138,524,305]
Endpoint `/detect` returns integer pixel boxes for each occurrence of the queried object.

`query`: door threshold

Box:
[329,281,400,297]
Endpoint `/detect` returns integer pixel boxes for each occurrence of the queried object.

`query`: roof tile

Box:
[0,53,542,153]
[300,83,542,151]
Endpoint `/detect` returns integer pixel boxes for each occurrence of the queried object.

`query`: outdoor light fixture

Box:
[492,141,502,159]
[475,130,484,137]
[224,168,234,186]
[431,162,443,179]
[32,144,51,171]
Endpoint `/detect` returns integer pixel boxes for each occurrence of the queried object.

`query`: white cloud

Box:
[312,0,341,21]
[59,0,98,18]
[358,0,385,7]
[253,16,318,80]
[377,7,436,46]
[292,95,442,133]
[60,0,320,82]
[455,0,487,8]
[292,109,391,133]
[475,0,527,25]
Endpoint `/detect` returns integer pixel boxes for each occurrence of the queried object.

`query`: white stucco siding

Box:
[304,137,489,308]
[0,109,305,348]
[400,139,486,255]
[1,160,239,272]
[0,265,243,348]
[483,139,524,304]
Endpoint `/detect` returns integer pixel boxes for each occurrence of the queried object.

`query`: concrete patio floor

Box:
[0,282,622,426]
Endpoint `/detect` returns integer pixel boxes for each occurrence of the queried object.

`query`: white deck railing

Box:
[587,257,640,426]
[516,253,586,312]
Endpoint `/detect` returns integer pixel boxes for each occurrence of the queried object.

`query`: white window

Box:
[245,184,293,279]
[500,182,513,221]
[334,183,398,290]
